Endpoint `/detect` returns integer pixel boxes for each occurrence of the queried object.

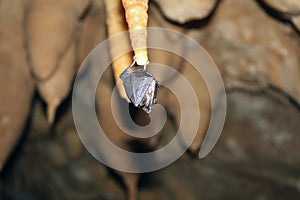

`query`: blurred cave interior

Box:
[0,0,300,200]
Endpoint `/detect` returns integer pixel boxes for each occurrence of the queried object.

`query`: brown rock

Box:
[0,0,34,171]
[25,0,91,124]
[201,0,300,104]
[28,98,51,139]
[63,129,84,159]
[69,165,91,184]
[292,15,300,32]
[153,0,217,24]
[262,0,300,15]
[46,142,68,168]
[78,0,106,64]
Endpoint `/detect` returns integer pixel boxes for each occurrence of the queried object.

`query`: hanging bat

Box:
[120,61,158,113]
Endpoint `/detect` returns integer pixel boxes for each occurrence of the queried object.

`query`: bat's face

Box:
[120,65,158,113]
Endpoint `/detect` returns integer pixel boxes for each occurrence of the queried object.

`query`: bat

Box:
[120,62,158,113]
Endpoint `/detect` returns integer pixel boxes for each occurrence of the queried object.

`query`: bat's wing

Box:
[119,64,132,80]
[121,74,133,101]
[120,64,134,101]
[130,70,154,106]
[120,65,158,113]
